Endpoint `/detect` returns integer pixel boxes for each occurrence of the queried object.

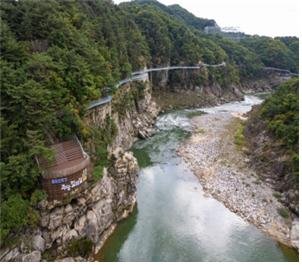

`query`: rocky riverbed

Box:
[178,107,299,249]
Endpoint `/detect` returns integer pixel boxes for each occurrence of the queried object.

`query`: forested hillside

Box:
[245,78,299,213]
[0,0,151,242]
[241,36,298,73]
[0,0,299,243]
[132,0,298,74]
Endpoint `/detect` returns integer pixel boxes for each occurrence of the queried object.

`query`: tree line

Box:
[0,0,299,243]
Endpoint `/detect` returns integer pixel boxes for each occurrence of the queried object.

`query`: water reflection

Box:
[96,96,297,262]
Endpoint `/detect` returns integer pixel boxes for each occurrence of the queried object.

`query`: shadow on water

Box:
[278,243,299,262]
[132,147,153,168]
[95,205,138,262]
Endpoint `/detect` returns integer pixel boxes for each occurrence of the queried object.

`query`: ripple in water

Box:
[199,95,263,114]
[96,95,297,262]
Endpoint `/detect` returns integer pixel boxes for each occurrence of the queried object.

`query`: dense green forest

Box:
[0,0,299,243]
[260,78,299,180]
[241,36,298,73]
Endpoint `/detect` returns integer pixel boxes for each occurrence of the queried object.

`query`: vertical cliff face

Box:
[0,150,139,262]
[151,69,290,111]
[111,81,160,150]
[0,80,160,262]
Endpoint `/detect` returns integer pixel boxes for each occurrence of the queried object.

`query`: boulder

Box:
[48,207,64,230]
[64,204,73,214]
[92,200,114,232]
[51,225,69,243]
[63,205,76,226]
[21,250,41,262]
[57,257,75,262]
[62,229,78,243]
[290,218,299,249]
[90,181,104,202]
[40,212,50,228]
[77,197,87,207]
[74,215,87,236]
[42,230,52,249]
[86,210,99,243]
[0,247,20,261]
[112,147,124,160]
[32,234,46,252]
[74,256,87,261]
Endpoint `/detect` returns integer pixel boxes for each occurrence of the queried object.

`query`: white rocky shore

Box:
[178,111,299,249]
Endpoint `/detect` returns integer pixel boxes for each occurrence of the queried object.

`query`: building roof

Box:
[37,137,90,179]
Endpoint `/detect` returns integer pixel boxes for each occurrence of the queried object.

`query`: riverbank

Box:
[94,101,297,262]
[178,106,298,249]
[152,74,289,111]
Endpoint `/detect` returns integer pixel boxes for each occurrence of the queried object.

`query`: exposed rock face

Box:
[0,150,138,262]
[132,100,158,139]
[21,251,42,262]
[32,235,46,252]
[152,85,244,111]
[290,219,299,249]
[56,256,86,262]
[113,82,159,150]
[152,71,289,111]
[1,78,158,262]
[244,105,299,215]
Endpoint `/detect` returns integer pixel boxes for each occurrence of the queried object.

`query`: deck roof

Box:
[37,138,90,179]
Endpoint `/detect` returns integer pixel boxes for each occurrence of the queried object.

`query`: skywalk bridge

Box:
[87,62,226,110]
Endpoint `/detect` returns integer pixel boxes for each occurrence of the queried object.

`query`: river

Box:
[96,95,298,262]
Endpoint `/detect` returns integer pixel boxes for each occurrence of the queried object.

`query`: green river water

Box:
[96,96,298,262]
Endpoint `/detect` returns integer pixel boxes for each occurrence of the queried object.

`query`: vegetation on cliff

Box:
[245,78,299,213]
[241,36,298,73]
[0,0,150,243]
[260,78,299,178]
[0,0,299,243]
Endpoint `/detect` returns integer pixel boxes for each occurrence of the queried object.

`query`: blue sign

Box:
[51,177,68,184]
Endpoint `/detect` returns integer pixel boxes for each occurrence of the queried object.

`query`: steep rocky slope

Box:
[244,78,298,216]
[0,80,159,262]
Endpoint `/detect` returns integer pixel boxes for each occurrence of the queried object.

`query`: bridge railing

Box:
[87,62,226,109]
[131,62,226,76]
[263,67,298,76]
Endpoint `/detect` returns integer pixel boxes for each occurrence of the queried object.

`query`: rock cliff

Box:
[112,81,159,150]
[0,149,138,261]
[152,70,290,111]
[0,80,159,262]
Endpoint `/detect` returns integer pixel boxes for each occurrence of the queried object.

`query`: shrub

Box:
[273,192,282,199]
[277,207,290,219]
[92,150,107,182]
[260,78,299,183]
[261,78,298,149]
[90,116,117,182]
[30,189,47,206]
[0,194,30,245]
[67,237,93,258]
[234,122,245,147]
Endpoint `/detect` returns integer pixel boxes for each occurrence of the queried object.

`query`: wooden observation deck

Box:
[36,137,91,201]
